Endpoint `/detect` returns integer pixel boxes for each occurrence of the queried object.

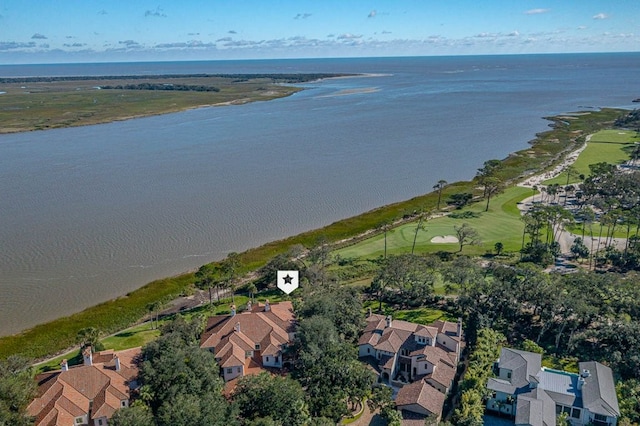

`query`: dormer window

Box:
[255,344,261,350]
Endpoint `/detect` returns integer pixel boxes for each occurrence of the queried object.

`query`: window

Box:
[507,372,511,379]
[75,418,83,425]
[367,348,370,354]
[266,357,270,362]
[226,368,232,374]
[245,351,252,357]
[255,344,261,350]
[556,405,562,415]
[237,367,241,373]
[571,408,581,419]
[98,420,103,426]
[594,414,607,422]
[121,400,127,407]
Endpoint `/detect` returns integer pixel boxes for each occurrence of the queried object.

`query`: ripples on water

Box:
[0,53,638,336]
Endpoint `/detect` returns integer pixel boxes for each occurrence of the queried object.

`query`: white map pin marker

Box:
[277,270,299,295]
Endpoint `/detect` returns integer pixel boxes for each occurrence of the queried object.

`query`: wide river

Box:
[0,53,638,336]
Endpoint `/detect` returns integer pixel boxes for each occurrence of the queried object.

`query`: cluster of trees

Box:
[0,357,36,426]
[195,252,241,304]
[293,286,376,422]
[100,83,221,92]
[575,164,640,271]
[521,161,640,270]
[111,317,235,426]
[452,328,504,426]
[370,253,439,310]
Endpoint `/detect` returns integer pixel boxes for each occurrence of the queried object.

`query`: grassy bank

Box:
[0,108,627,361]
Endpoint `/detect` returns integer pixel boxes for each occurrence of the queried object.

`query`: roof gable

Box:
[579,361,620,417]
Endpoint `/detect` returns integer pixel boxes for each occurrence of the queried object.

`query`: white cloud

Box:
[508,31,520,37]
[294,13,312,20]
[368,10,377,18]
[593,13,609,20]
[337,33,362,40]
[577,26,587,30]
[31,33,47,40]
[525,9,550,15]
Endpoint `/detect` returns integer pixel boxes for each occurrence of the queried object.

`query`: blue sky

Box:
[1,0,638,63]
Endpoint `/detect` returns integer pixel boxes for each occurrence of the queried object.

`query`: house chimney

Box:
[230,304,236,316]
[114,356,121,372]
[457,317,463,337]
[61,359,69,372]
[247,301,252,311]
[265,299,271,312]
[581,369,591,378]
[234,322,241,333]
[577,376,586,390]
[385,315,392,328]
[82,346,93,366]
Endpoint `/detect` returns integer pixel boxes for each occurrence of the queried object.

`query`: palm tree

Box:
[221,252,241,303]
[146,301,162,329]
[433,180,447,210]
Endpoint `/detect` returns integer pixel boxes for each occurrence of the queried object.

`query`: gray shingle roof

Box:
[579,361,620,417]
[499,348,541,388]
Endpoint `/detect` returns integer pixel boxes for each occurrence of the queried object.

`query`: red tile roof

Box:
[200,301,296,380]
[27,347,140,426]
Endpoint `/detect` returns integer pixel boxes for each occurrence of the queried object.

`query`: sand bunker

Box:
[430,235,459,243]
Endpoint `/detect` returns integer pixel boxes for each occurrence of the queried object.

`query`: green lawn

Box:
[363,300,452,324]
[544,129,638,185]
[336,186,531,259]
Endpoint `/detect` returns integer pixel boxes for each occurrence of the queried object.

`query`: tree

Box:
[234,373,310,426]
[0,357,37,426]
[570,237,589,262]
[447,192,473,209]
[411,209,429,254]
[454,223,481,253]
[110,404,155,426]
[76,327,104,351]
[376,220,395,259]
[433,179,447,210]
[482,176,502,211]
[221,252,241,303]
[195,263,221,304]
[494,242,504,256]
[138,317,235,424]
[146,301,163,329]
[371,254,436,307]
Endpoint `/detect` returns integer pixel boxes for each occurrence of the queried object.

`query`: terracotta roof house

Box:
[358,313,463,423]
[27,347,140,426]
[486,348,621,426]
[200,300,296,382]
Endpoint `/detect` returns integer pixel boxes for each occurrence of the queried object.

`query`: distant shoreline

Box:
[0,73,353,134]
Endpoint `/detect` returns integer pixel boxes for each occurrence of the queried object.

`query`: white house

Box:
[486,348,620,426]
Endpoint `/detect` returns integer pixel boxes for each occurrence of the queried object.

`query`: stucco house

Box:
[200,300,296,382]
[27,347,140,426]
[486,348,620,426]
[358,313,463,422]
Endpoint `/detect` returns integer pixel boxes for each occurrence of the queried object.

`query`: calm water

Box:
[0,53,639,336]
